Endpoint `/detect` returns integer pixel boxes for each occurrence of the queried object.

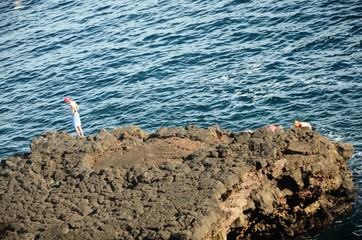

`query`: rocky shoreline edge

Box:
[0,125,356,239]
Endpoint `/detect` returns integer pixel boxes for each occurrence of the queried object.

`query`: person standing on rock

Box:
[64,97,85,138]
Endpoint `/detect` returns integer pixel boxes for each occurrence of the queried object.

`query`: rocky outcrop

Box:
[0,125,356,239]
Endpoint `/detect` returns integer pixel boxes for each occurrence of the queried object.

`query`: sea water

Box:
[0,0,361,239]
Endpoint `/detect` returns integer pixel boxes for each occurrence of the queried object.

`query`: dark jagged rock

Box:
[0,125,356,240]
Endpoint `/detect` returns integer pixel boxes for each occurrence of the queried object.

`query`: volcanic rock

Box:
[0,125,356,239]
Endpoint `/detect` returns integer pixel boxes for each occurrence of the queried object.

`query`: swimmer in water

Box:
[14,0,24,9]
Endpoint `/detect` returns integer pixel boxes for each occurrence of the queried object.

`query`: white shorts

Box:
[71,112,81,127]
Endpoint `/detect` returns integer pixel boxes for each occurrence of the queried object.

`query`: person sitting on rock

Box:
[293,120,312,130]
[64,97,85,138]
[267,125,283,133]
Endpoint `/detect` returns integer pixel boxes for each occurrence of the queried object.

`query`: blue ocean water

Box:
[0,0,361,238]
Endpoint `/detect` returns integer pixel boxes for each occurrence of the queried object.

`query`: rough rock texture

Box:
[0,125,356,240]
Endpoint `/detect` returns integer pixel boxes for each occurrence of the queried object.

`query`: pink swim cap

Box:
[64,97,71,103]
